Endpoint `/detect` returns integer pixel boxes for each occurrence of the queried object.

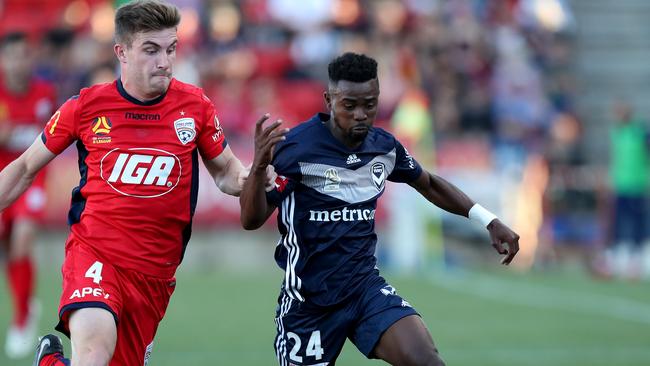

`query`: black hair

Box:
[0,32,27,50]
[327,52,378,84]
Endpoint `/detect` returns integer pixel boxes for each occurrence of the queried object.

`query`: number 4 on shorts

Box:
[85,261,104,284]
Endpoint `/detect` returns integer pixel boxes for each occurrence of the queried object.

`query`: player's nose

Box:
[353,108,367,121]
[156,54,171,71]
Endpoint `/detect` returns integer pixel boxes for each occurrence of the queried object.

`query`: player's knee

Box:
[74,347,113,365]
[71,334,115,365]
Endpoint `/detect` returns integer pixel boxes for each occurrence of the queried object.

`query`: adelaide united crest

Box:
[174,117,196,145]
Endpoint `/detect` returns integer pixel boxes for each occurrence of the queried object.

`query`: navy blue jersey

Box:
[266,113,423,306]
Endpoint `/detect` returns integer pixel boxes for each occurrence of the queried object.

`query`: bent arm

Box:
[202,145,246,196]
[409,169,521,264]
[0,137,56,210]
[240,166,276,230]
[408,170,474,217]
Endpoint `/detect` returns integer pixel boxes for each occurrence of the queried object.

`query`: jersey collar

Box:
[116,78,168,106]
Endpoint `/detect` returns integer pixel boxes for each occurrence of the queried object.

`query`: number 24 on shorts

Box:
[287,330,324,363]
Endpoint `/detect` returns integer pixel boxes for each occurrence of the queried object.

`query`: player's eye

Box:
[344,104,354,110]
[167,47,176,54]
[145,49,157,55]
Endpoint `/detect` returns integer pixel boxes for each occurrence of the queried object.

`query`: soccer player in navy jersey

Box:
[241,52,520,366]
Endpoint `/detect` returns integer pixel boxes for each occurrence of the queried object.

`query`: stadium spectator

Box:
[607,100,649,279]
[0,1,274,364]
[0,31,57,359]
[240,52,520,365]
[538,113,606,272]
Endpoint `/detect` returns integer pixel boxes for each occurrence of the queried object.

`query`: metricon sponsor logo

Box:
[308,207,376,222]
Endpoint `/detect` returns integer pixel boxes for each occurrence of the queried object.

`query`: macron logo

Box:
[346,154,361,165]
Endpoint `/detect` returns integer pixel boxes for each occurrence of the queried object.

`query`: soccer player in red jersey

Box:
[0,1,277,365]
[0,32,57,359]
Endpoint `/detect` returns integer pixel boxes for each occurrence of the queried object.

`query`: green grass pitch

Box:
[1,266,649,365]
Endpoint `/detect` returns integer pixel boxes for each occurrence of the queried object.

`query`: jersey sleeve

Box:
[388,138,423,183]
[266,174,298,207]
[196,95,228,160]
[265,140,300,206]
[40,96,80,154]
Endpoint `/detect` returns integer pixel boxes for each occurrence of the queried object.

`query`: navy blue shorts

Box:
[273,275,419,366]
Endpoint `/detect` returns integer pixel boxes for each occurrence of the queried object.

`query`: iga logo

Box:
[100,148,181,198]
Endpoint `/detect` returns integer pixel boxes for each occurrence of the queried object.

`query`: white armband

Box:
[468,204,498,228]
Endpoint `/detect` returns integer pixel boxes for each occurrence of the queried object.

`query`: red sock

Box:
[7,256,35,327]
[39,354,70,366]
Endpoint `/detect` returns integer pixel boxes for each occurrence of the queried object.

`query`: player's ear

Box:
[114,44,127,63]
[324,91,332,110]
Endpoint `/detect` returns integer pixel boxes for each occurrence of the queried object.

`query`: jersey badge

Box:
[174,117,196,144]
[324,168,341,192]
[371,162,386,191]
[91,116,112,144]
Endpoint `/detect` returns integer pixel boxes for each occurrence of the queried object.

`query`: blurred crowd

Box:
[0,0,576,141]
[2,0,647,278]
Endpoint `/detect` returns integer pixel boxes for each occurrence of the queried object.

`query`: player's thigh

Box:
[68,307,117,362]
[56,244,123,340]
[373,315,444,366]
[349,279,419,357]
[275,292,349,365]
[110,270,176,366]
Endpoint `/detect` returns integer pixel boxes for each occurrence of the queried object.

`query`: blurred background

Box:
[1,0,649,365]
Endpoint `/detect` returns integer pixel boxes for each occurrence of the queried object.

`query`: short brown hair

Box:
[115,0,181,47]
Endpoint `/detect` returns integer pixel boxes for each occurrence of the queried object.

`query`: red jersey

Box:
[0,79,56,168]
[41,79,227,278]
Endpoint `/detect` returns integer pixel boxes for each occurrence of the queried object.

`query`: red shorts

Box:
[0,173,46,239]
[56,242,176,366]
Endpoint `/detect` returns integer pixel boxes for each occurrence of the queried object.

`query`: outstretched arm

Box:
[409,171,520,265]
[0,137,56,210]
[203,145,247,196]
[240,114,288,230]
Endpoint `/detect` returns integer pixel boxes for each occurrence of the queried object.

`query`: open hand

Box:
[253,114,289,171]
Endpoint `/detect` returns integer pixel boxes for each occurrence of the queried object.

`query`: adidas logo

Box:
[346,154,361,165]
